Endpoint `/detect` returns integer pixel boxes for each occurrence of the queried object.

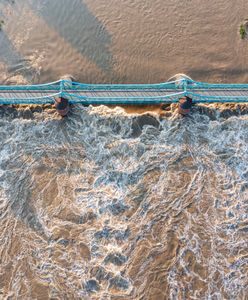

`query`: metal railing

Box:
[0,78,248,104]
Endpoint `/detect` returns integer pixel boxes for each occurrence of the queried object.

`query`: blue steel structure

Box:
[0,78,248,105]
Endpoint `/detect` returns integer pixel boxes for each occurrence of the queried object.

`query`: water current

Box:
[1,0,248,299]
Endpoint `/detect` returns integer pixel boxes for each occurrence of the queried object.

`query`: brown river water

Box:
[1,0,248,299]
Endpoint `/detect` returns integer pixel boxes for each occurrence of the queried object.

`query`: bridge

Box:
[0,77,248,105]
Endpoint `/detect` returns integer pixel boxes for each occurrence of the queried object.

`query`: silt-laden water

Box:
[1,0,248,299]
[0,104,248,299]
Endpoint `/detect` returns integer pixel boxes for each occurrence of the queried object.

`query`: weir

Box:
[1,78,248,105]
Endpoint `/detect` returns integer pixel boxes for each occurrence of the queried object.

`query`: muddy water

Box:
[1,0,248,299]
[0,105,248,299]
[0,0,248,84]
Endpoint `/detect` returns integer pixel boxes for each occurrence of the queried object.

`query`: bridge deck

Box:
[0,79,248,104]
[1,89,248,96]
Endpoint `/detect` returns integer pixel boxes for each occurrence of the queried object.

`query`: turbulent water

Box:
[1,0,248,299]
[0,104,248,299]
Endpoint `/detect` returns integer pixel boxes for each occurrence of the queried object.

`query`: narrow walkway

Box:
[0,78,248,105]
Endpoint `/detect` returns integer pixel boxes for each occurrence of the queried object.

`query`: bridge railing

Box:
[0,80,61,91]
[187,91,248,103]
[61,91,185,105]
[61,79,183,91]
[0,80,61,104]
[186,80,248,90]
[0,78,248,104]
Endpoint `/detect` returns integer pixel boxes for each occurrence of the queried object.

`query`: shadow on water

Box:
[0,31,36,82]
[29,0,113,74]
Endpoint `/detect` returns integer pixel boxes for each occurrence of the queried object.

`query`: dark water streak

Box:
[29,0,113,74]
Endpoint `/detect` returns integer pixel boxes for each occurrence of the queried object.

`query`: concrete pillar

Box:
[178,96,193,115]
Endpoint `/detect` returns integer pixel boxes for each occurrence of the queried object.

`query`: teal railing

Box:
[0,78,248,105]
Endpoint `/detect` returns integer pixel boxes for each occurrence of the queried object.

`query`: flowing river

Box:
[0,0,248,299]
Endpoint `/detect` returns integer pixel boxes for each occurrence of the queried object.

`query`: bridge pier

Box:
[54,75,74,117]
[178,96,193,115]
[60,74,74,88]
[54,97,69,117]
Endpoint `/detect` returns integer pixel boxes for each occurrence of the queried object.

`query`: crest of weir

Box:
[1,78,248,105]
